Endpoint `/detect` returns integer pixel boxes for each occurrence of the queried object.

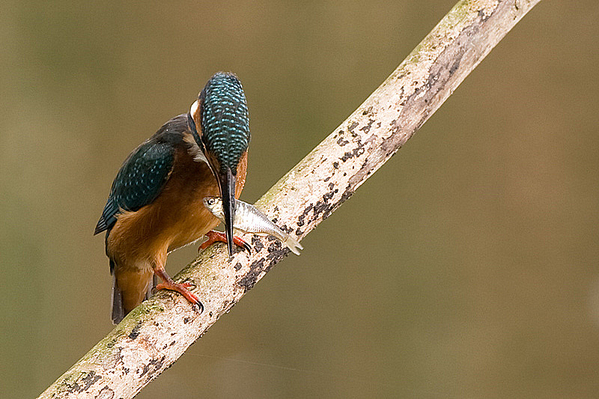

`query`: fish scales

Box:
[203,197,303,255]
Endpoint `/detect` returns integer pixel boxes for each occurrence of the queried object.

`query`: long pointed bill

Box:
[219,167,236,257]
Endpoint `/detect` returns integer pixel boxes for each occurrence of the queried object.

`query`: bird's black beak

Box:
[219,167,236,257]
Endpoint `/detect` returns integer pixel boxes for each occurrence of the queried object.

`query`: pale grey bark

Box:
[38,1,543,397]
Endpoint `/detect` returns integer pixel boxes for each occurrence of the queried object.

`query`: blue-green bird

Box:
[95,72,251,324]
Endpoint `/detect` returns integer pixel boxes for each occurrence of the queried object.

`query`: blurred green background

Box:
[1,1,598,398]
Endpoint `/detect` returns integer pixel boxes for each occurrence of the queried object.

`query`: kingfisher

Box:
[94,72,251,324]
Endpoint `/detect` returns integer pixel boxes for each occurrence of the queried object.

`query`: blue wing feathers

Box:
[94,140,175,234]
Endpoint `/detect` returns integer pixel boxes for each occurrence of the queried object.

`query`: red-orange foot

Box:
[199,230,251,253]
[155,268,203,313]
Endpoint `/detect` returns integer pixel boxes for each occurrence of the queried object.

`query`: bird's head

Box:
[188,72,250,256]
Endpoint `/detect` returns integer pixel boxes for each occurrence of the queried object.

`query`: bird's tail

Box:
[111,262,155,324]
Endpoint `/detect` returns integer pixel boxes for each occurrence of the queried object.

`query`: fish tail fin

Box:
[284,235,303,256]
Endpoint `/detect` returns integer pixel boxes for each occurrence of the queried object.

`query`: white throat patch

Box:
[190,100,199,117]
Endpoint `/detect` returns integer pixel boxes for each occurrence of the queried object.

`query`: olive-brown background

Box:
[2,1,598,398]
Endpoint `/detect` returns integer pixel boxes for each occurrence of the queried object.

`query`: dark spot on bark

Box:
[266,247,286,265]
[238,273,258,291]
[237,258,265,291]
[183,317,191,324]
[96,386,115,399]
[209,311,213,317]
[65,371,101,393]
[128,322,142,340]
[237,244,287,293]
[337,137,349,146]
[279,224,293,234]
[324,176,331,182]
[252,236,264,252]
[295,187,343,230]
[348,121,359,133]
[234,262,242,271]
[389,118,401,135]
[333,162,339,169]
[449,58,460,76]
[140,356,166,381]
[115,347,125,365]
[360,118,375,134]
[313,200,333,221]
[267,239,282,253]
[232,243,246,255]
[295,227,303,236]
[341,146,365,162]
[297,203,314,227]
[340,188,355,204]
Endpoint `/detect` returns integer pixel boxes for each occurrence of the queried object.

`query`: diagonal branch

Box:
[39,1,543,397]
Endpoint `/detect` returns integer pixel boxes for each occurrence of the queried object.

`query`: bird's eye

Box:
[207,198,214,205]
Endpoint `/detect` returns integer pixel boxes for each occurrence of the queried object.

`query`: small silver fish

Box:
[203,197,303,255]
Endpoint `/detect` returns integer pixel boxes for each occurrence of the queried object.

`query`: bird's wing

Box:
[94,140,175,234]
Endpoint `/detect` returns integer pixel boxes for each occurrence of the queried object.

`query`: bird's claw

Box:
[240,239,252,253]
[156,281,204,314]
[192,301,204,314]
[199,230,251,253]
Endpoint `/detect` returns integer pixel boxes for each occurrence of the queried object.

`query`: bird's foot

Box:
[154,268,203,313]
[199,230,251,253]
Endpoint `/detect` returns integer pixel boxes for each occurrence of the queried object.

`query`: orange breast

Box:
[106,149,248,271]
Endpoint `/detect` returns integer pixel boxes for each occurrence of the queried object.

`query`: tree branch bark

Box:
[39,1,542,397]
